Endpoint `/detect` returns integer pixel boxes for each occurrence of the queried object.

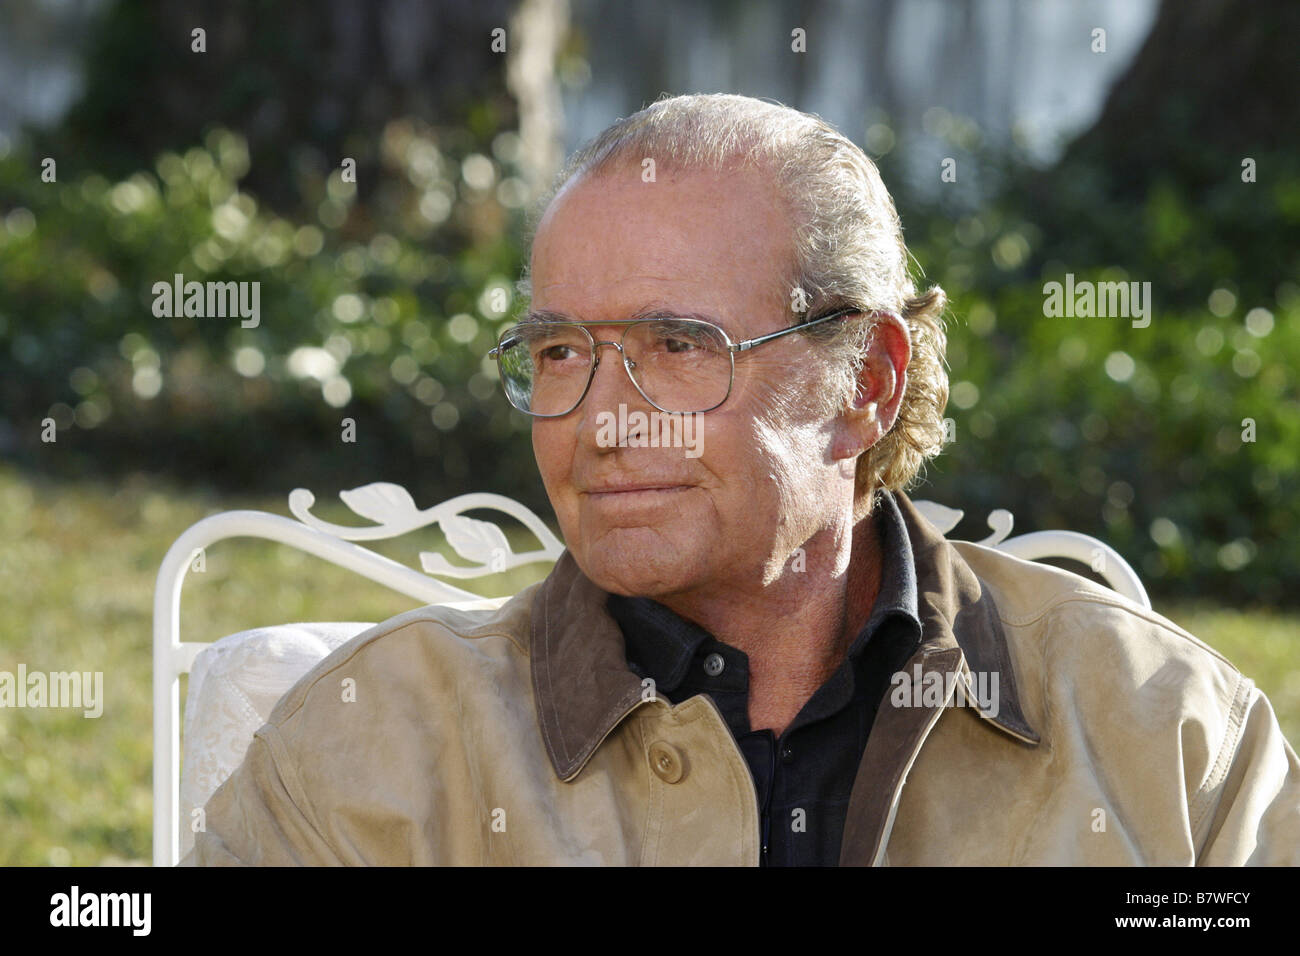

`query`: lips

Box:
[584,483,690,495]
[579,472,695,495]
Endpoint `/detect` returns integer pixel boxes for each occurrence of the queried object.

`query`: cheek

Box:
[751,419,811,497]
[532,425,571,494]
[746,398,830,510]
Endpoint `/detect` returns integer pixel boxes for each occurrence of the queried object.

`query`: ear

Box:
[830,313,910,462]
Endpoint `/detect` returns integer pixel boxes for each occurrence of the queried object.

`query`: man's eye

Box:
[537,344,580,362]
[663,337,698,354]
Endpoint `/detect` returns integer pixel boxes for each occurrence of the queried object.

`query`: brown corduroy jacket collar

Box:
[528,489,1041,864]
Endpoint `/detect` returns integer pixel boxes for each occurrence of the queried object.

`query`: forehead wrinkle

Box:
[534,261,794,334]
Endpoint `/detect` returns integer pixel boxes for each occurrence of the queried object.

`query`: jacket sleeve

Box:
[1196,682,1300,865]
[187,725,346,866]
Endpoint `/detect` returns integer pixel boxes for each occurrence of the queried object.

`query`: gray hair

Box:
[520,93,948,505]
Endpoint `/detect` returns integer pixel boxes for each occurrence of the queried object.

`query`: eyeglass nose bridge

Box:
[580,334,667,412]
[589,337,639,370]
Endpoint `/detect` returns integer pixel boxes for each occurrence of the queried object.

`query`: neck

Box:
[658,502,885,736]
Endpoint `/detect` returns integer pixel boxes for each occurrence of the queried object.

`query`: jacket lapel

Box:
[529,550,647,781]
[839,491,1040,866]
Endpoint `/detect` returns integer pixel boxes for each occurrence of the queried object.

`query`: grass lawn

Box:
[2,464,1297,865]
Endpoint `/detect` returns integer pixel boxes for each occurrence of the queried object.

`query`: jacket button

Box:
[649,741,685,783]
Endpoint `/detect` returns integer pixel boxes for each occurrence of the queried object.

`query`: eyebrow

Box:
[517,305,733,333]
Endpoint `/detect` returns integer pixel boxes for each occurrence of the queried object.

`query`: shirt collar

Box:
[529,489,1040,782]
[606,593,713,693]
[849,488,919,655]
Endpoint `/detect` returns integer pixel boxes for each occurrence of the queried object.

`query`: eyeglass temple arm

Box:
[730,307,863,352]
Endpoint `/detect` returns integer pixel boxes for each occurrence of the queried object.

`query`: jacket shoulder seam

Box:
[997,593,1240,673]
[1190,672,1256,845]
[271,616,526,725]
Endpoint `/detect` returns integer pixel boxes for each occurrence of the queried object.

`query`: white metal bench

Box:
[152,483,1149,866]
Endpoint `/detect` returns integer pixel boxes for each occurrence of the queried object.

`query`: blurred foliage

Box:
[35,0,517,211]
[0,122,548,514]
[2,0,1297,608]
[891,0,1300,608]
[876,110,1300,607]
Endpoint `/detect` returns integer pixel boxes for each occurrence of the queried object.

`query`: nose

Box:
[581,339,637,412]
[575,339,647,450]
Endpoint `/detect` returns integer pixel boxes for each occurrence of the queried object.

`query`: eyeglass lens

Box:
[496,319,733,415]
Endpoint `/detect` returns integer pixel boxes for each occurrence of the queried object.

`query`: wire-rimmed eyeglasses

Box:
[487,307,862,417]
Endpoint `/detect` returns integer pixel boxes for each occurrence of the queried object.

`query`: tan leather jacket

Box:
[187,493,1300,865]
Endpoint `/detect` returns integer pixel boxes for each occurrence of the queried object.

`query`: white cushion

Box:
[179,622,374,856]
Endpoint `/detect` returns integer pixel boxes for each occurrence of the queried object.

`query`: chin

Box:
[574,530,704,598]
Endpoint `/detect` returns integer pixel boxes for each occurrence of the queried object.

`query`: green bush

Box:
[888,134,1300,606]
[0,124,542,510]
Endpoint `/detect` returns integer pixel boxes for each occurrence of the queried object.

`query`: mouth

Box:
[584,484,692,498]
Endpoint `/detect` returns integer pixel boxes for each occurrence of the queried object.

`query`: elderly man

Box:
[189,94,1300,866]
